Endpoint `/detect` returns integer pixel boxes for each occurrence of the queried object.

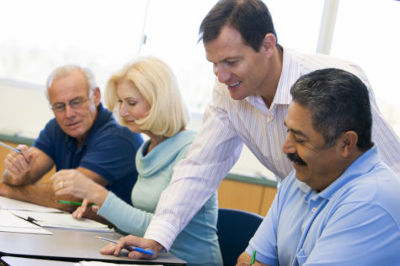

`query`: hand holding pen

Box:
[1,143,32,186]
[100,234,163,259]
[97,236,154,256]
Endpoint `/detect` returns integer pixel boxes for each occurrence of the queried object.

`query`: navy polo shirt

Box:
[34,103,143,204]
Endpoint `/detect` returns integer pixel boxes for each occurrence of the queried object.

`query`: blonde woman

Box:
[51,57,222,265]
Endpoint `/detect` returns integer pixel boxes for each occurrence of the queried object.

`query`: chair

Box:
[217,208,264,266]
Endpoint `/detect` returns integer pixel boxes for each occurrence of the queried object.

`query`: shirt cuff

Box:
[144,219,180,251]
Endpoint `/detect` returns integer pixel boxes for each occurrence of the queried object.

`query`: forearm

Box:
[2,169,35,186]
[98,192,152,236]
[0,181,77,212]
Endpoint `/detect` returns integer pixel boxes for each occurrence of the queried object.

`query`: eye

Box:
[226,59,238,66]
[70,97,84,107]
[127,101,137,106]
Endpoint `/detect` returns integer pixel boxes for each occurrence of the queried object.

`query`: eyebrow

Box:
[284,121,309,139]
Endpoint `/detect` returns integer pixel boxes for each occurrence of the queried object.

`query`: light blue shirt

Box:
[98,130,222,266]
[246,146,400,266]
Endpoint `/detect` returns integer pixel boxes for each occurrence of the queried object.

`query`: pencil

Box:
[57,200,94,206]
[250,250,256,265]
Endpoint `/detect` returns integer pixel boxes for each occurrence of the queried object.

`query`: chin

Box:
[229,91,247,101]
[294,169,309,183]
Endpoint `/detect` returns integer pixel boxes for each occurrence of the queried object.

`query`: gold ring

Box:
[59,181,64,189]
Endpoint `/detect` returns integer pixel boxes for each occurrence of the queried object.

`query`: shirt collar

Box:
[319,146,379,199]
[246,47,295,109]
[294,146,380,200]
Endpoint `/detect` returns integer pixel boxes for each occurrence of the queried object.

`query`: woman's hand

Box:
[51,169,108,205]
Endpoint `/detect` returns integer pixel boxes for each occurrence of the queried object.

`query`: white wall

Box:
[0,79,53,138]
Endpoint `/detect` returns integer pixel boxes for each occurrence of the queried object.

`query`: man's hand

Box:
[236,251,268,266]
[2,145,32,185]
[100,235,164,259]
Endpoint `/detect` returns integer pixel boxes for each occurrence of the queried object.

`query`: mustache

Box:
[287,153,307,166]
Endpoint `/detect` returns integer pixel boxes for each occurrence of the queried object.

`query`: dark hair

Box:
[199,0,277,51]
[290,68,373,151]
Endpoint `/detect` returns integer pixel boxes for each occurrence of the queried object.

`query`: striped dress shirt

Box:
[145,48,400,250]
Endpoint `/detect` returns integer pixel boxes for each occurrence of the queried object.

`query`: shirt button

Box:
[312,207,317,213]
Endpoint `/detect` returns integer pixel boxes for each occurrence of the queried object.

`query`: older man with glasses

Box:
[1,65,143,211]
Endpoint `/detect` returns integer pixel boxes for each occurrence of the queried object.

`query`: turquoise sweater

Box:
[98,130,222,265]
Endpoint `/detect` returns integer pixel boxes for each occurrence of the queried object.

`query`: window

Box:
[330,0,400,134]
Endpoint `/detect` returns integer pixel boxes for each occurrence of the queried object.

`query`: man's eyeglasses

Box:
[50,97,89,113]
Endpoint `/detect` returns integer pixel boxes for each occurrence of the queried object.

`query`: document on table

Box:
[11,210,113,232]
[0,209,52,235]
[0,196,62,212]
[75,261,163,266]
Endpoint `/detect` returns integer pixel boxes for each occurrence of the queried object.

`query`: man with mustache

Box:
[1,65,143,210]
[237,68,400,265]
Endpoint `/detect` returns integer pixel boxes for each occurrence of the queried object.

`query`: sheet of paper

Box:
[75,261,163,266]
[11,210,112,232]
[0,196,62,212]
[0,210,52,235]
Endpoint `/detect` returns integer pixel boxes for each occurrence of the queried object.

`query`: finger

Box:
[5,153,25,174]
[100,243,116,255]
[17,146,31,164]
[72,206,84,219]
[128,250,154,259]
[91,205,99,213]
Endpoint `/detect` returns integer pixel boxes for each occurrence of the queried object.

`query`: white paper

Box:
[0,210,52,234]
[75,261,162,266]
[0,196,62,213]
[11,210,112,232]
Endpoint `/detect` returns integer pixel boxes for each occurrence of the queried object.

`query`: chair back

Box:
[217,208,263,266]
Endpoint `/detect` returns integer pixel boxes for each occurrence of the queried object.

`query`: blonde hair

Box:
[105,56,189,137]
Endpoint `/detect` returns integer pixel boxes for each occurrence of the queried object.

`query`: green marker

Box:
[250,250,256,265]
[57,200,94,206]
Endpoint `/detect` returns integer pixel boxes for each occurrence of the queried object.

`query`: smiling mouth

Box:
[227,81,240,89]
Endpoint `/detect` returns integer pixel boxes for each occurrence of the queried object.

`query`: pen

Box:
[57,200,94,206]
[0,141,22,154]
[250,250,256,265]
[96,236,154,256]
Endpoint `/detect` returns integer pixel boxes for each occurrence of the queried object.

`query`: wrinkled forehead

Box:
[48,71,90,102]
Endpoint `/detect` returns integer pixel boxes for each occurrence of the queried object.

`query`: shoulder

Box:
[333,164,400,222]
[289,48,369,84]
[91,114,143,147]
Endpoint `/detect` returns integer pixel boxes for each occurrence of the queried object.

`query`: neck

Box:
[261,46,283,108]
[146,132,167,153]
[315,149,365,192]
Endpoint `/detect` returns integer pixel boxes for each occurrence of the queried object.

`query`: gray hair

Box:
[45,64,97,101]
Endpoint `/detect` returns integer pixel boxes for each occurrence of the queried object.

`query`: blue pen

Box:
[96,236,154,256]
[0,141,22,154]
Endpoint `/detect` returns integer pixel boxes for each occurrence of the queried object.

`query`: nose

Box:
[214,64,230,83]
[282,132,296,155]
[119,102,129,117]
[64,104,74,118]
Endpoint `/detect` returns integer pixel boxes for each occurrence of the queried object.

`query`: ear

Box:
[261,33,276,55]
[338,131,358,158]
[93,87,101,106]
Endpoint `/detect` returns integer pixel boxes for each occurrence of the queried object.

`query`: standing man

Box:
[109,0,400,258]
[237,68,400,265]
[1,65,143,210]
